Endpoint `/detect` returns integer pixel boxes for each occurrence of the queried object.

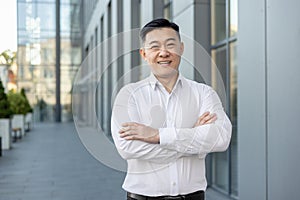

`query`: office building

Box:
[17,0,81,121]
[78,0,300,199]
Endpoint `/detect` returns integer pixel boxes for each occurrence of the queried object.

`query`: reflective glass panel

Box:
[211,45,229,192]
[213,152,229,191]
[211,0,226,44]
[230,42,238,196]
[230,0,238,37]
[37,3,56,31]
[211,46,227,93]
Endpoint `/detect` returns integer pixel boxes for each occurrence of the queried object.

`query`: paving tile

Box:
[0,123,126,200]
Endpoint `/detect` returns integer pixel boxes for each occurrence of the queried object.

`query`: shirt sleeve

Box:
[159,86,232,156]
[111,84,185,163]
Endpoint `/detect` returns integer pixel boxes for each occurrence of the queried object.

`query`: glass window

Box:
[163,0,172,20]
[211,45,229,192]
[61,5,71,33]
[40,38,56,65]
[17,2,27,29]
[230,42,238,197]
[213,152,229,191]
[230,0,238,37]
[17,0,81,122]
[211,0,226,45]
[211,46,227,92]
[209,0,238,198]
[37,3,56,31]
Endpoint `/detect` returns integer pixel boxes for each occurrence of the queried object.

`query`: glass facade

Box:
[17,0,81,122]
[210,0,238,198]
[163,0,173,20]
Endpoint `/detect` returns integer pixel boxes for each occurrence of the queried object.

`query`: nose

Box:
[158,47,170,57]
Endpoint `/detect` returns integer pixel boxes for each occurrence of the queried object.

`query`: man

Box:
[111,18,232,200]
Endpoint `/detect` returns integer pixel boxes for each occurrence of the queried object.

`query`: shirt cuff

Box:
[159,127,177,148]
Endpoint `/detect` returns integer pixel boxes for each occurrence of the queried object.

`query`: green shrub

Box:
[20,88,33,113]
[0,79,12,118]
[7,90,28,115]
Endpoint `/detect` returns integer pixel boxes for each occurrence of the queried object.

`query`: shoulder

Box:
[116,78,149,98]
[183,77,214,93]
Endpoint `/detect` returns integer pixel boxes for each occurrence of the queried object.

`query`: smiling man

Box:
[111,18,232,200]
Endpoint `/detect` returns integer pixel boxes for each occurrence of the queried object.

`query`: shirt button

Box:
[172,182,176,186]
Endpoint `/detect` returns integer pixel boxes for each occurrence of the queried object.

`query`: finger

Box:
[119,131,137,138]
[194,118,201,127]
[120,124,140,133]
[199,113,216,125]
[202,114,217,125]
[194,112,209,127]
[198,112,210,121]
[123,135,142,141]
[122,122,139,127]
[119,126,131,133]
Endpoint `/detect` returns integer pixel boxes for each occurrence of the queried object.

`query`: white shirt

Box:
[111,73,232,197]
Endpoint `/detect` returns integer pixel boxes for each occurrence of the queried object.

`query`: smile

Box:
[157,61,172,65]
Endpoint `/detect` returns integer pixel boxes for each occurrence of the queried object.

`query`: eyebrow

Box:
[147,38,177,45]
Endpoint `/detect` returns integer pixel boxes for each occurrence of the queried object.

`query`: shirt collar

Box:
[148,73,184,91]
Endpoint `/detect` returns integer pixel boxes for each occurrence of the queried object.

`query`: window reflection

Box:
[17,0,81,122]
[209,0,238,197]
[230,0,238,36]
[230,42,238,197]
[211,0,226,45]
[212,46,227,92]
[163,0,172,20]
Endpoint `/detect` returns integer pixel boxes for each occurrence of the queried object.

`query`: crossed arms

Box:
[111,84,232,163]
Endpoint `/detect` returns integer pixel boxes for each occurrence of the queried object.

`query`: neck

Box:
[155,72,179,93]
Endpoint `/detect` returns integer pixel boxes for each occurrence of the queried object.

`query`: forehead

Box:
[144,27,179,43]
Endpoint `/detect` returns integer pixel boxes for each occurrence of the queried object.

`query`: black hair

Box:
[139,18,181,44]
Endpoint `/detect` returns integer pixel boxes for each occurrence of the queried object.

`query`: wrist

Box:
[155,129,160,144]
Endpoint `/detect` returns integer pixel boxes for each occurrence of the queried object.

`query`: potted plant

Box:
[0,79,13,149]
[7,90,27,137]
[21,88,33,131]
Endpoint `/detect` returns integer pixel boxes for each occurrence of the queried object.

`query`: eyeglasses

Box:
[144,42,178,52]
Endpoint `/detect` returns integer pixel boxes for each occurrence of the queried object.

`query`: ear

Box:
[139,48,147,61]
[179,42,184,56]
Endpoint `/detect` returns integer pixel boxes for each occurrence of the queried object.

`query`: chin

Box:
[155,70,178,78]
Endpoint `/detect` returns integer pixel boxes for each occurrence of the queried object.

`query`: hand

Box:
[193,111,217,127]
[119,122,159,144]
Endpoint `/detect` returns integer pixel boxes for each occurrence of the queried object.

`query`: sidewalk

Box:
[0,122,126,200]
[0,122,229,200]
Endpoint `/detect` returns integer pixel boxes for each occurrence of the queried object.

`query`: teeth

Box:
[158,61,170,64]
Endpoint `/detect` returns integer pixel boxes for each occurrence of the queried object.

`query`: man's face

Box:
[140,28,184,79]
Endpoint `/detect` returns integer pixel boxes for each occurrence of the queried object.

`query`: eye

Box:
[150,45,160,50]
[166,43,175,48]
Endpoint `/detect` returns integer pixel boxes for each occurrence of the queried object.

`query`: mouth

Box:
[157,61,172,67]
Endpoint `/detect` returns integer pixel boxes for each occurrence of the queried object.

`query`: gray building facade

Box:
[77,0,300,199]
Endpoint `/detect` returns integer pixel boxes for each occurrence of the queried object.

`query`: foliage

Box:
[0,50,16,66]
[7,90,28,115]
[0,79,12,118]
[20,88,33,113]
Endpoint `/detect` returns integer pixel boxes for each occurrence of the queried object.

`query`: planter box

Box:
[25,112,33,131]
[12,114,25,137]
[0,118,12,149]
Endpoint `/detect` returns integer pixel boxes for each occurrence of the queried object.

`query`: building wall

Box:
[79,0,236,199]
[77,1,300,200]
[238,0,300,199]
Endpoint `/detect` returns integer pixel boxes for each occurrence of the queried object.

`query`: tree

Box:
[0,50,16,67]
[0,79,12,118]
[7,90,27,115]
[20,88,33,113]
